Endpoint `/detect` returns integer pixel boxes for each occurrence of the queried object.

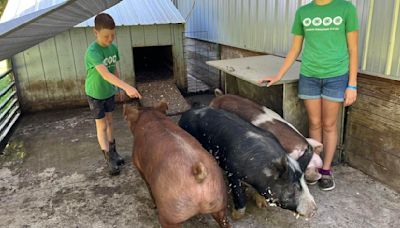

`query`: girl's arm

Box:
[344,30,358,106]
[259,35,304,87]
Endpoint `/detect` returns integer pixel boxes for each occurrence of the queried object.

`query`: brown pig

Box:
[123,101,231,228]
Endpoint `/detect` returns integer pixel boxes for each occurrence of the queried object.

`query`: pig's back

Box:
[211,95,308,154]
[137,117,226,222]
[183,107,287,178]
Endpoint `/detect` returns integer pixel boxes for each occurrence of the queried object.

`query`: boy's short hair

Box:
[94,13,115,30]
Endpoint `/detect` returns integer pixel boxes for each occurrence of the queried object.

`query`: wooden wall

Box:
[345,74,400,192]
[184,38,220,89]
[12,24,186,112]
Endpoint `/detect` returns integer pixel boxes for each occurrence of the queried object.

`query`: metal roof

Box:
[77,0,185,26]
[1,0,186,26]
[0,0,67,23]
[0,0,122,61]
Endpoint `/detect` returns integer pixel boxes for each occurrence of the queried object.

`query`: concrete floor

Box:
[1,95,399,228]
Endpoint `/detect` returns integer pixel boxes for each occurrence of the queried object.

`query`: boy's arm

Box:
[95,64,141,99]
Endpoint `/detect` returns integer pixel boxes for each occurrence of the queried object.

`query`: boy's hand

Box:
[125,86,142,99]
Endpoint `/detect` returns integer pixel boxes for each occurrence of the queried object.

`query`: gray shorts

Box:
[87,95,115,119]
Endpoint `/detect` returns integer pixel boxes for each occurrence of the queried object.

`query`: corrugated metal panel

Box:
[1,0,185,26]
[0,0,67,22]
[360,0,400,80]
[0,0,122,61]
[178,0,308,56]
[77,0,185,26]
[177,0,400,79]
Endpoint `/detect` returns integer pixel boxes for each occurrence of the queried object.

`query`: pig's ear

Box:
[297,144,314,173]
[123,104,139,122]
[306,138,323,155]
[272,156,289,180]
[214,88,224,96]
[155,99,168,114]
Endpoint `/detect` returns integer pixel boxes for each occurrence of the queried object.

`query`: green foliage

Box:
[0,0,8,17]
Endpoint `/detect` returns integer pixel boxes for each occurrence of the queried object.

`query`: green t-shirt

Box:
[85,42,120,99]
[291,0,359,78]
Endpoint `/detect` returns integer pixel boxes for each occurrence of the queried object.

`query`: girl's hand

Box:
[258,75,281,87]
[344,88,357,106]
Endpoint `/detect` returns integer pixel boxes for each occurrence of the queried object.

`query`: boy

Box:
[85,13,141,175]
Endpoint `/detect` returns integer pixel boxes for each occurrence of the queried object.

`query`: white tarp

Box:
[0,0,122,61]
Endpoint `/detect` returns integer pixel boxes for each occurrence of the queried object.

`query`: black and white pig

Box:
[178,106,317,220]
[210,91,323,183]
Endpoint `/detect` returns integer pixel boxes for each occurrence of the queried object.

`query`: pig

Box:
[123,101,231,228]
[178,106,317,220]
[210,90,323,183]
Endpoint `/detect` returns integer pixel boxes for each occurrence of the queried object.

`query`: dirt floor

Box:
[1,94,400,228]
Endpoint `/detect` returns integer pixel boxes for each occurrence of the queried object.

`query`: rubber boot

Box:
[109,140,125,166]
[102,150,120,175]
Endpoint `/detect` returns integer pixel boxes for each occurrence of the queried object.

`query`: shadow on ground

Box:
[1,94,399,228]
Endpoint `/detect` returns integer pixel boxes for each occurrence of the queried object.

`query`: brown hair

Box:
[94,13,115,30]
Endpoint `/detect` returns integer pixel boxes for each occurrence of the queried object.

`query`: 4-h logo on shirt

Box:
[323,17,333,26]
[303,16,343,27]
[103,55,117,67]
[333,16,343,25]
[312,17,323,26]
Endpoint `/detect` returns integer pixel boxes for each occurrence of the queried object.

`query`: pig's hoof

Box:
[254,193,267,208]
[231,208,246,220]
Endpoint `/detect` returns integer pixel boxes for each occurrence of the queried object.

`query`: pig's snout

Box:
[297,199,317,218]
[296,177,318,218]
[305,167,322,183]
[305,153,323,182]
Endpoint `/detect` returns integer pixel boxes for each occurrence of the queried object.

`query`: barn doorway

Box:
[133,46,173,82]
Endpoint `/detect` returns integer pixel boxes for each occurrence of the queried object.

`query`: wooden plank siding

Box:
[70,28,88,100]
[11,53,29,109]
[157,24,172,45]
[38,38,64,102]
[144,26,159,46]
[12,24,186,112]
[130,26,146,47]
[172,24,187,90]
[344,74,400,192]
[55,31,81,101]
[23,45,49,108]
[115,26,135,86]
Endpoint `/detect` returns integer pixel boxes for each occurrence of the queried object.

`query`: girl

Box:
[259,0,358,191]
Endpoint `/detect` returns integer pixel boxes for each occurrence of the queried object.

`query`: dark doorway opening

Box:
[133,46,173,82]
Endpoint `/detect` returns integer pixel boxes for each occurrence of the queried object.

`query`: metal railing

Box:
[0,68,21,145]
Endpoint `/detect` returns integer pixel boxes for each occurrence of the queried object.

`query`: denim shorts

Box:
[87,95,115,119]
[298,73,349,102]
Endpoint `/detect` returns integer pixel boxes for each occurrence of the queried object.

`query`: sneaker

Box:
[318,174,335,191]
[109,140,125,166]
[307,179,318,186]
